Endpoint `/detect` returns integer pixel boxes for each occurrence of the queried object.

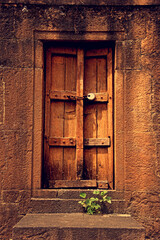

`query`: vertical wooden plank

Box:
[65,56,76,92]
[84,56,97,180]
[63,147,76,180]
[51,55,65,91]
[84,103,97,179]
[44,49,52,187]
[107,48,113,189]
[64,55,77,180]
[84,57,97,96]
[45,49,52,140]
[97,57,107,92]
[97,57,108,181]
[49,54,65,180]
[76,49,84,179]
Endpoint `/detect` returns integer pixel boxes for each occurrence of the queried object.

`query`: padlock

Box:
[87,93,96,101]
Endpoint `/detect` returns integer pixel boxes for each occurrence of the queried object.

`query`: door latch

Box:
[86,93,96,101]
[67,93,96,100]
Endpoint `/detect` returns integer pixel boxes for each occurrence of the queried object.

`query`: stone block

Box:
[141,14,160,55]
[2,131,32,190]
[115,42,125,70]
[15,15,34,40]
[124,40,141,70]
[115,40,142,70]
[127,10,146,40]
[32,189,124,199]
[2,69,33,131]
[141,54,160,75]
[124,70,152,132]
[28,196,125,214]
[141,16,160,75]
[1,190,31,215]
[114,131,125,190]
[0,202,20,240]
[114,71,125,190]
[125,132,159,191]
[10,5,126,35]
[0,6,15,39]
[0,39,33,68]
[35,41,44,68]
[126,191,160,219]
[85,8,126,32]
[114,70,124,133]
[12,213,145,240]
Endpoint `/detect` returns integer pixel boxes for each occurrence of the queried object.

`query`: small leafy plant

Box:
[78,190,111,215]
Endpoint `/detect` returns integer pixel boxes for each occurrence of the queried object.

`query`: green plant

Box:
[78,190,111,215]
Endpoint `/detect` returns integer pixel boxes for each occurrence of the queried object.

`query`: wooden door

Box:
[44,45,113,189]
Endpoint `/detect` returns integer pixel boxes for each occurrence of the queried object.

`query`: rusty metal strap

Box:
[49,137,76,146]
[84,138,111,146]
[47,137,111,147]
[49,90,109,102]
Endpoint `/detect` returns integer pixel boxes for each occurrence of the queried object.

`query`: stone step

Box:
[29,189,125,214]
[12,213,145,240]
[28,198,125,214]
[32,189,124,199]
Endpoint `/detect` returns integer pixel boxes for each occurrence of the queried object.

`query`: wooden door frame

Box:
[32,30,125,192]
[43,45,113,189]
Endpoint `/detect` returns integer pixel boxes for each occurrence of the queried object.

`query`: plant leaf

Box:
[103,190,108,194]
[93,190,100,195]
[100,191,105,196]
[80,192,86,198]
[105,196,112,204]
[86,199,91,205]
[90,197,98,202]
[95,204,101,210]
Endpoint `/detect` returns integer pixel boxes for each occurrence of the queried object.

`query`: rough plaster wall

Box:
[0,2,159,239]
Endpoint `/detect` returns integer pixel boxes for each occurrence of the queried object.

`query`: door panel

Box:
[44,45,113,189]
[84,50,109,186]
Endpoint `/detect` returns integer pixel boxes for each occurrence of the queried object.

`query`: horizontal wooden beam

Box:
[47,137,111,147]
[85,48,108,57]
[84,138,111,146]
[49,137,76,146]
[49,180,97,188]
[49,90,76,100]
[49,91,109,102]
[93,92,109,102]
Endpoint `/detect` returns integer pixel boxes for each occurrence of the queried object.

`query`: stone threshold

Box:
[13,213,144,229]
[12,213,145,240]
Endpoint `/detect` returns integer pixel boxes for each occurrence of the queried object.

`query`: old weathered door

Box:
[44,45,113,189]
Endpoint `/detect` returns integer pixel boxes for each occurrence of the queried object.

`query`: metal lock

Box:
[87,93,96,101]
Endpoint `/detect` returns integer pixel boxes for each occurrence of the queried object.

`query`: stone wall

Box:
[0,1,159,239]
